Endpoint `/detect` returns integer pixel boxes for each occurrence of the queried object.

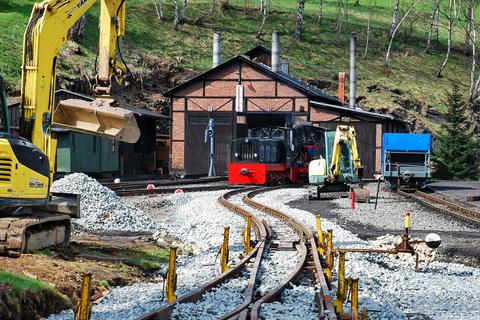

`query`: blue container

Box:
[383,133,431,152]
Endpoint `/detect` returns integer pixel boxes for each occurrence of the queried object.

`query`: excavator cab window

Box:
[0,75,9,133]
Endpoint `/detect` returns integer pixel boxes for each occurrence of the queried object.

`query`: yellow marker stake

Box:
[316,215,325,256]
[220,226,230,273]
[244,216,252,254]
[75,273,92,320]
[351,277,359,320]
[324,229,334,281]
[166,247,177,303]
[334,251,346,315]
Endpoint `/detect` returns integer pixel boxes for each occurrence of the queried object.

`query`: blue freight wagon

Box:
[382,133,431,189]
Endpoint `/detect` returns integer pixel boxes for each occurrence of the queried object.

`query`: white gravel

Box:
[51,173,155,233]
[253,188,480,320]
[256,251,299,296]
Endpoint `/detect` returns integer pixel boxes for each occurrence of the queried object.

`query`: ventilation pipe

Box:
[272,31,280,72]
[338,72,346,104]
[349,32,357,108]
[213,31,221,68]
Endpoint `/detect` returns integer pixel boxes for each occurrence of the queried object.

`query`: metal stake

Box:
[220,226,230,273]
[75,273,92,320]
[351,277,359,320]
[316,215,325,256]
[166,247,177,303]
[244,215,252,254]
[334,251,347,314]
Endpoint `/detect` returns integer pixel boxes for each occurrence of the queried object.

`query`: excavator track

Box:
[0,212,71,258]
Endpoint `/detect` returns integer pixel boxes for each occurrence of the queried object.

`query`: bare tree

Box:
[173,0,180,30]
[465,0,475,55]
[364,0,376,58]
[385,0,422,66]
[469,12,477,100]
[317,0,324,25]
[195,0,216,24]
[425,0,440,52]
[437,0,459,77]
[293,0,306,41]
[153,0,164,21]
[179,0,188,24]
[390,0,401,37]
[257,0,269,38]
[68,15,86,42]
[335,0,348,34]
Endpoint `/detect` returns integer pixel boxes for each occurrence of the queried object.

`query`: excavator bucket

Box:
[53,98,141,143]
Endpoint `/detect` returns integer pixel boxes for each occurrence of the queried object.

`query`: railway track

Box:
[136,187,336,320]
[397,189,480,226]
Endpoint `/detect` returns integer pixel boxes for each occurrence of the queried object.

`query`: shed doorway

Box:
[247,113,292,129]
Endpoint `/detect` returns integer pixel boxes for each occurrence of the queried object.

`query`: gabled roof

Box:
[163,55,342,105]
[310,100,406,123]
[244,45,271,57]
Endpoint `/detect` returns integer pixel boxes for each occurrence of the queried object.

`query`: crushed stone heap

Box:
[51,173,156,233]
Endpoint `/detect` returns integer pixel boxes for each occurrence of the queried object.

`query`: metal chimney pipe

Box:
[213,31,221,68]
[271,31,280,72]
[349,32,357,108]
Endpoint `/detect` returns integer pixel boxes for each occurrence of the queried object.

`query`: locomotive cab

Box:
[228,123,326,185]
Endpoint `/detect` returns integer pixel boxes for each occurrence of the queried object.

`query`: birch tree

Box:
[317,0,324,25]
[257,0,269,38]
[437,0,459,77]
[153,0,164,21]
[465,0,475,55]
[364,0,376,58]
[425,0,440,52]
[293,0,306,41]
[390,0,401,37]
[195,0,216,24]
[173,0,180,30]
[335,0,348,34]
[179,0,188,24]
[385,0,422,66]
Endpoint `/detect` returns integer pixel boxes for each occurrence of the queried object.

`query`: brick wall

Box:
[310,107,339,122]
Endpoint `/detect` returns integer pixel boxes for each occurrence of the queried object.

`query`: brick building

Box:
[164,41,405,178]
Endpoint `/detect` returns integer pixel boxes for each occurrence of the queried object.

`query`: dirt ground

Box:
[288,197,480,268]
[0,233,166,307]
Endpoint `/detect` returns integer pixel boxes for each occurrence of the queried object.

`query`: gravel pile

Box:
[51,173,155,233]
[253,188,480,320]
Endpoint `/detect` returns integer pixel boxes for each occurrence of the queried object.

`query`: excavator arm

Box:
[20,0,139,180]
[328,125,364,181]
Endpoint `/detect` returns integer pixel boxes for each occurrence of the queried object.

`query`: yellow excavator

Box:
[308,125,370,201]
[0,0,140,257]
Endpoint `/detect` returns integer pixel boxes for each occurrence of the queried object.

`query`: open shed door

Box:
[185,113,233,176]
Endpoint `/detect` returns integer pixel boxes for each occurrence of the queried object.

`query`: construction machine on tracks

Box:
[0,0,141,257]
[308,125,370,201]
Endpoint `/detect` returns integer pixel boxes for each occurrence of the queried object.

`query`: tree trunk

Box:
[195,0,216,24]
[293,0,306,41]
[390,0,400,37]
[173,0,180,30]
[335,0,347,34]
[385,0,422,66]
[179,0,188,24]
[153,0,164,21]
[364,0,376,58]
[257,0,269,38]
[317,0,323,25]
[68,15,86,42]
[469,15,476,100]
[465,0,475,56]
[437,0,455,77]
[425,0,439,52]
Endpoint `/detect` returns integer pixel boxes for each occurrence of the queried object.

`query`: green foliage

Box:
[0,271,51,292]
[0,0,476,119]
[433,84,480,180]
[124,249,168,272]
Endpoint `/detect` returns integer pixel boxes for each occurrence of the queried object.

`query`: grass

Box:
[124,249,168,272]
[0,0,476,118]
[0,271,52,292]
[32,248,53,257]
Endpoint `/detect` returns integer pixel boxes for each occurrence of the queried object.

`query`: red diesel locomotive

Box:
[228,123,326,185]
